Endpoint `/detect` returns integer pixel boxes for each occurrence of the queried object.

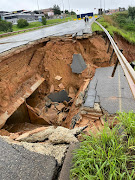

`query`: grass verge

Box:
[92,16,135,44]
[12,16,74,31]
[0,15,77,37]
[70,111,135,180]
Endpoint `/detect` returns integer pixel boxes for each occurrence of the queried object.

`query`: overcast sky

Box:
[0,0,135,14]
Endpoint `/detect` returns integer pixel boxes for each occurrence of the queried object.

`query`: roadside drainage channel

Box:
[0,33,116,179]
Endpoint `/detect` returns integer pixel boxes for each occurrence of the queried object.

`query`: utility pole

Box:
[68,0,72,20]
[61,0,65,21]
[37,0,40,12]
[100,0,102,9]
[104,0,105,13]
[100,0,102,15]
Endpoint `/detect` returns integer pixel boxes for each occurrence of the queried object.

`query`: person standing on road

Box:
[86,15,89,22]
[84,16,87,23]
[84,15,89,25]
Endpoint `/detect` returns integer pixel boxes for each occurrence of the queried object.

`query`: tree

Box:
[42,17,47,25]
[0,20,12,32]
[128,6,135,20]
[17,19,29,28]
[44,14,49,19]
[34,10,40,14]
[53,4,61,15]
[65,10,69,14]
[71,11,76,15]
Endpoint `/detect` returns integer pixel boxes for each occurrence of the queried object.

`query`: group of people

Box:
[84,16,89,23]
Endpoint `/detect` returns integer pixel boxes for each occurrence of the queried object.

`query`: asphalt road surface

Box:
[0,18,95,54]
[0,137,57,180]
[85,65,135,114]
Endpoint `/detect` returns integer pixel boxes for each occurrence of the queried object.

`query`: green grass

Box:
[13,21,43,31]
[70,111,135,180]
[12,16,74,31]
[92,16,135,44]
[116,111,135,147]
[91,23,103,32]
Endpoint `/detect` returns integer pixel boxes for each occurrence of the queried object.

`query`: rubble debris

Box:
[70,113,82,128]
[50,85,54,93]
[58,112,67,125]
[9,133,19,140]
[15,126,86,144]
[94,103,101,112]
[48,90,70,103]
[70,126,88,136]
[56,103,65,111]
[49,127,78,144]
[84,77,98,108]
[48,126,85,144]
[58,83,65,89]
[44,108,58,124]
[75,92,84,107]
[71,54,87,74]
[16,126,55,142]
[55,76,62,81]
[45,96,52,108]
[27,104,51,125]
[77,31,83,36]
[68,87,76,99]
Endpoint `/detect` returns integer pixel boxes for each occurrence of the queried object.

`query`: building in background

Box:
[41,8,54,17]
[1,11,44,24]
[0,11,10,19]
[105,9,119,15]
[119,7,126,12]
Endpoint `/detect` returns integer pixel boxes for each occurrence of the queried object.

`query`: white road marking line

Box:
[118,65,122,111]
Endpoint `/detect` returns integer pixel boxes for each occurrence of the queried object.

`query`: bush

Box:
[128,6,135,20]
[0,20,12,32]
[17,19,29,28]
[42,17,47,25]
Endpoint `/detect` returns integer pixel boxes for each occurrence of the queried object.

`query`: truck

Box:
[77,12,93,19]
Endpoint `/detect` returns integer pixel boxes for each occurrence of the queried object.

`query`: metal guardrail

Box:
[0,21,67,37]
[95,21,135,99]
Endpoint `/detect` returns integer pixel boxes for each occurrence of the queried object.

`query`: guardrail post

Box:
[111,59,119,77]
[111,49,123,77]
[107,41,111,53]
[105,35,108,45]
[109,49,114,64]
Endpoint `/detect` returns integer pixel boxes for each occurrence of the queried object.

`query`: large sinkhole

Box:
[0,33,115,136]
[1,33,132,174]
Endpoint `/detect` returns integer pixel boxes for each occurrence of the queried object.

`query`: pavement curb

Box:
[58,142,80,180]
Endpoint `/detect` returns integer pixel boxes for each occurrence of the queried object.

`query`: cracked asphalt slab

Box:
[0,137,57,180]
[85,65,135,114]
[0,18,95,54]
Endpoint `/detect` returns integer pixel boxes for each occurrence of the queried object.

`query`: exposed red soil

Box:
[114,34,135,62]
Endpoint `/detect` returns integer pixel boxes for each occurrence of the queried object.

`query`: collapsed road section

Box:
[0,33,113,128]
[0,32,120,179]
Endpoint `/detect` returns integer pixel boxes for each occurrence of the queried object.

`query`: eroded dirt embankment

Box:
[114,33,135,62]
